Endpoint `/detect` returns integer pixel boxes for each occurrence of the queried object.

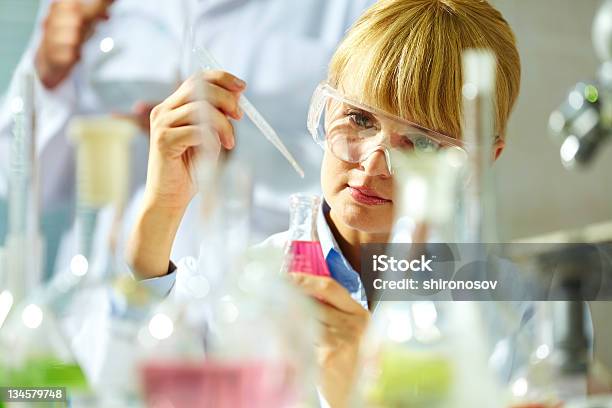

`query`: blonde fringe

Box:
[329,0,521,140]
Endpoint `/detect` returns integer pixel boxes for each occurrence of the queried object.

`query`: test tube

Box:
[5,69,43,303]
[460,49,498,243]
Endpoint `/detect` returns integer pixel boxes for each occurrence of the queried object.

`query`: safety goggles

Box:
[307,82,466,172]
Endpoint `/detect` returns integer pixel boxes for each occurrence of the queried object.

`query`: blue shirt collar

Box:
[317,200,363,296]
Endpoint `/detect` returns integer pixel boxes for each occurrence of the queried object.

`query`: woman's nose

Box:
[360,148,392,177]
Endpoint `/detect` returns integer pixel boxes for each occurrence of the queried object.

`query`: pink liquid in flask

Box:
[141,360,296,408]
[285,194,331,277]
[288,240,331,277]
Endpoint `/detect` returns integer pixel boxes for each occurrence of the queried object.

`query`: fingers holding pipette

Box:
[163,105,236,151]
[153,126,206,159]
[202,69,247,92]
[145,70,247,212]
[151,69,246,150]
[172,82,243,120]
[165,70,246,117]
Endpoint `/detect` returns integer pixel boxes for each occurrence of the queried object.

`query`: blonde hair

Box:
[329,0,521,139]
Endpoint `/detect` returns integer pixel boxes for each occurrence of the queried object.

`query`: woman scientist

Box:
[127,0,521,406]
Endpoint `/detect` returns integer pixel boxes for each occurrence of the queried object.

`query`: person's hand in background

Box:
[130,101,156,133]
[35,0,115,89]
[114,101,158,133]
[290,273,370,408]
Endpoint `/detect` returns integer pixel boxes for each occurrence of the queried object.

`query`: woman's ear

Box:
[492,137,505,161]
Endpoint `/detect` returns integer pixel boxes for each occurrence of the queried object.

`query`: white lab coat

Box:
[0,0,376,274]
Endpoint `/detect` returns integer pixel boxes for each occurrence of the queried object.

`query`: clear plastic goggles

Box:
[307,82,466,172]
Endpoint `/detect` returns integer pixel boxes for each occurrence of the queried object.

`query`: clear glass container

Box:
[358,51,510,408]
[0,296,90,404]
[284,193,330,277]
[507,301,588,408]
[136,160,319,408]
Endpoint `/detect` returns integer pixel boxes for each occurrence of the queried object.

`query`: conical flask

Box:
[284,193,330,277]
[0,295,89,404]
[138,159,319,408]
[358,50,510,408]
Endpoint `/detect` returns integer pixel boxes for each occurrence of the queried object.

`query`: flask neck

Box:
[288,194,321,242]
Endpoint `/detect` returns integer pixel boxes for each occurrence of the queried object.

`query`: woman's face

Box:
[319,76,463,236]
[320,111,396,235]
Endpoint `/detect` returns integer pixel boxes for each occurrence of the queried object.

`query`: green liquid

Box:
[367,346,453,407]
[1,356,88,389]
[0,358,87,407]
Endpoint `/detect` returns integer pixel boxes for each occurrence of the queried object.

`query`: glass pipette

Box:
[193,46,305,178]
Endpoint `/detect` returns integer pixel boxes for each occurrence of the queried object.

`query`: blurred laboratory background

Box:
[489,0,612,241]
[1,0,612,406]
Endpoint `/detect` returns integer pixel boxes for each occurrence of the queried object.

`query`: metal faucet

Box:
[549,0,612,168]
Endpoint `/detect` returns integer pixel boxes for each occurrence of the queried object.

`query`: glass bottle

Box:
[0,114,141,406]
[49,116,139,383]
[0,69,88,407]
[0,288,90,407]
[4,68,43,311]
[284,193,331,277]
[359,50,510,408]
[85,275,161,407]
[507,301,592,408]
[137,159,319,408]
[67,115,137,273]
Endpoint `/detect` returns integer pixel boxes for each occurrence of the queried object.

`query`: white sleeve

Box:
[138,263,178,298]
[137,256,208,302]
[0,0,80,207]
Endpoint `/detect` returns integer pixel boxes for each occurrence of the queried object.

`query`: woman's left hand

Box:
[290,273,370,408]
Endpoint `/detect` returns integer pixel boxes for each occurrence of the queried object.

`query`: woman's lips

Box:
[348,186,391,206]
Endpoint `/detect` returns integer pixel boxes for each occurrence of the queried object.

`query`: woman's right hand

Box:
[144,70,246,213]
[128,70,245,280]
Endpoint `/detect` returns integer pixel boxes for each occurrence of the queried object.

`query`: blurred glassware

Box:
[87,275,161,407]
[137,159,319,408]
[0,115,145,406]
[565,395,612,408]
[507,301,593,408]
[357,50,510,408]
[4,68,43,305]
[360,299,509,407]
[0,287,90,404]
[68,115,137,271]
[45,116,140,386]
